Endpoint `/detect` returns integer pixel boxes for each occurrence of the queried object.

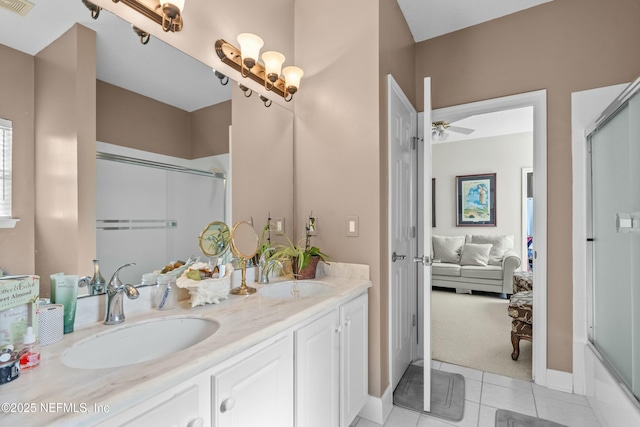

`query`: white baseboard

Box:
[359,386,393,425]
[546,369,573,393]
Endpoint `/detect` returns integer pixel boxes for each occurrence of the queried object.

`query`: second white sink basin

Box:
[61,317,219,369]
[259,280,331,299]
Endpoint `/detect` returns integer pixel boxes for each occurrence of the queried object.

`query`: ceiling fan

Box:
[431,120,475,142]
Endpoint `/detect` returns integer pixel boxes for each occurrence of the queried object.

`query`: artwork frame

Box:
[456,173,496,226]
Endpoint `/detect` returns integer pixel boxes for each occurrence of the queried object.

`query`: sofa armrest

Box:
[501,250,522,294]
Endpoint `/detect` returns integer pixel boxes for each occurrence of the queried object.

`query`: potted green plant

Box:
[266,224,330,280]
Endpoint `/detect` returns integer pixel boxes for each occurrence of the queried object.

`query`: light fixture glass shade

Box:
[170,0,185,12]
[282,66,304,92]
[237,33,264,68]
[261,51,286,81]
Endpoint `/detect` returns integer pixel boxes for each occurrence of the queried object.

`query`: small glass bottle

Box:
[19,326,40,371]
[154,274,178,310]
[89,259,107,295]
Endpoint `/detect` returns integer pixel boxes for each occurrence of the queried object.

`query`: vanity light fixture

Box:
[213,70,229,86]
[259,95,272,108]
[238,84,253,98]
[215,36,303,102]
[109,0,185,33]
[132,26,151,45]
[82,0,101,19]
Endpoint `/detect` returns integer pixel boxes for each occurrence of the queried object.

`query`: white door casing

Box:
[419,77,434,412]
[388,75,418,393]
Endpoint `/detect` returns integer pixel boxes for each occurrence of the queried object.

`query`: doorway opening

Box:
[419,106,535,381]
[388,88,547,395]
[413,91,547,385]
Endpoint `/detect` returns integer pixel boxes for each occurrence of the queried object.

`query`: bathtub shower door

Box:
[588,78,640,401]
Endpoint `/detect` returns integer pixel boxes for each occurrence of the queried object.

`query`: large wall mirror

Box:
[0,0,294,294]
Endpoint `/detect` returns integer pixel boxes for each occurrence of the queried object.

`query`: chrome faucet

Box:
[104,263,139,325]
[258,250,278,284]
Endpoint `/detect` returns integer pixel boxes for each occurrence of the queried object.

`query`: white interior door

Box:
[418,77,433,412]
[388,75,417,392]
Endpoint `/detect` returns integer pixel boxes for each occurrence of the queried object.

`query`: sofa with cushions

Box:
[431,234,521,295]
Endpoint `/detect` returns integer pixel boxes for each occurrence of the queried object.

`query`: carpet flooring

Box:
[432,289,532,381]
[393,365,465,421]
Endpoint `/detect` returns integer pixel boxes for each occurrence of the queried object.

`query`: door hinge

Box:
[411,226,416,238]
[412,314,416,327]
[412,137,418,150]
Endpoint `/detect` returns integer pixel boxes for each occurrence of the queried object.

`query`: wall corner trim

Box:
[546,369,574,393]
[358,385,393,425]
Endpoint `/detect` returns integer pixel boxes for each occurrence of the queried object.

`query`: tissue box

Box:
[0,276,39,346]
[176,264,233,307]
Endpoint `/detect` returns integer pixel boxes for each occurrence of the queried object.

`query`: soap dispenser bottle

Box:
[19,326,40,371]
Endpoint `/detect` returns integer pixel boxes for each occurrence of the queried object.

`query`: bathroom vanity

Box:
[3,263,371,427]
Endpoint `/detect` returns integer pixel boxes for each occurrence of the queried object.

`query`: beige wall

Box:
[34,24,96,295]
[231,85,293,231]
[0,45,35,275]
[378,0,416,394]
[295,0,385,396]
[97,80,230,159]
[97,80,191,158]
[191,100,231,158]
[415,0,640,372]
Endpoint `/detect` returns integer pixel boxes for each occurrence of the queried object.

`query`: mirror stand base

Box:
[230,285,257,295]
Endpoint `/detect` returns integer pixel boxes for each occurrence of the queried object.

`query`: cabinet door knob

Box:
[334,325,342,334]
[344,317,352,327]
[187,417,204,427]
[220,397,236,413]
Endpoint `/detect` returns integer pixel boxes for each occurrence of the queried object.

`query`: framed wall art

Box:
[456,173,496,226]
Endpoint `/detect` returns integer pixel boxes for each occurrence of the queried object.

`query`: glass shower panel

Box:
[590,91,640,399]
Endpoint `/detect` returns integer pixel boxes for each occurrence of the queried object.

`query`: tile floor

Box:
[351,361,601,427]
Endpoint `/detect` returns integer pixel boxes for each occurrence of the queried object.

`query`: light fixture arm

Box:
[82,0,102,19]
[132,26,151,45]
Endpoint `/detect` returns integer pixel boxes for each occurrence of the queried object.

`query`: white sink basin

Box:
[259,280,331,299]
[61,317,219,369]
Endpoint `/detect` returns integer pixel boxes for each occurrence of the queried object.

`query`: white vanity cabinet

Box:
[212,335,294,427]
[295,310,341,427]
[340,292,369,427]
[97,375,210,427]
[295,292,369,427]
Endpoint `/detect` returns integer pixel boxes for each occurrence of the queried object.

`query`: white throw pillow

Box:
[470,235,509,266]
[432,235,466,264]
[460,243,492,266]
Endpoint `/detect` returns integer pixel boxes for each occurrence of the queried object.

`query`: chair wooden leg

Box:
[511,331,520,361]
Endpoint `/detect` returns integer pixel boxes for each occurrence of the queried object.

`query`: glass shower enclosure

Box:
[587,77,640,402]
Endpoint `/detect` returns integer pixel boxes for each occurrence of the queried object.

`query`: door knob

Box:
[413,255,431,266]
[392,252,407,262]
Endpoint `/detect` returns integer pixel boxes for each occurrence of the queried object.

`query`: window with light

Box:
[0,118,13,219]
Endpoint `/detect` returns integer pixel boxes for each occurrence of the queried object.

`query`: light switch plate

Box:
[274,217,285,235]
[346,216,359,237]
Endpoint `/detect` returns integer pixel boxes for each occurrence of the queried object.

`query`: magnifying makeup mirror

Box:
[229,221,259,295]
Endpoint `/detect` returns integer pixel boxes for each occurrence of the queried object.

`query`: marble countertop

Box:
[2,263,371,426]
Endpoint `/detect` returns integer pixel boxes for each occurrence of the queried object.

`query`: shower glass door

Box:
[588,80,640,401]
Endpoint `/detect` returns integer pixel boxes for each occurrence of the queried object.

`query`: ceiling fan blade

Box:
[447,125,475,135]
